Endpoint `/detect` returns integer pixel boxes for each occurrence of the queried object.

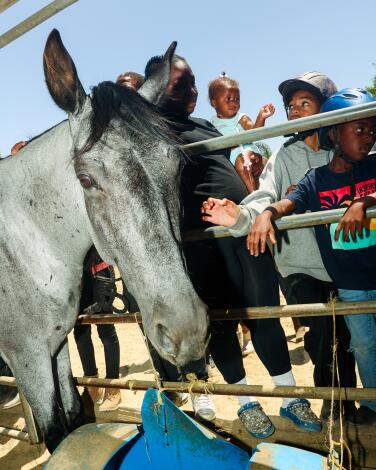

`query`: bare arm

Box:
[247,199,296,256]
[201,197,241,227]
[253,103,276,128]
[235,155,257,193]
[238,114,254,130]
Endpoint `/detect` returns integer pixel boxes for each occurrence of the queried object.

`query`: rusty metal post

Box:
[74,376,376,402]
[0,0,78,49]
[183,102,376,155]
[0,0,19,13]
[77,300,376,325]
[0,426,29,441]
[19,390,41,445]
[183,206,376,241]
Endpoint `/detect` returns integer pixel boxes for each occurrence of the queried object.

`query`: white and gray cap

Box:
[278,71,337,107]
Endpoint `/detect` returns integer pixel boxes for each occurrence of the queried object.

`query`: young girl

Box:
[209,74,274,192]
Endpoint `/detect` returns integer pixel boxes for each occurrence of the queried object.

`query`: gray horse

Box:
[0,30,208,452]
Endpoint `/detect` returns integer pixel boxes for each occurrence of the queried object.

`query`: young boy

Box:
[202,72,357,420]
[248,88,376,426]
[209,74,274,192]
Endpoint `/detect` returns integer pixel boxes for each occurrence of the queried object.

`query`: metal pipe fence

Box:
[77,300,376,325]
[0,0,19,14]
[1,375,375,404]
[1,70,375,448]
[182,101,376,155]
[0,0,78,49]
[184,206,376,242]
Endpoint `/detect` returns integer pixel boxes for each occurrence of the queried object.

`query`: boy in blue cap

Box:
[247,88,376,426]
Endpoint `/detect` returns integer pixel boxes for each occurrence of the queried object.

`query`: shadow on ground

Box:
[119,359,153,377]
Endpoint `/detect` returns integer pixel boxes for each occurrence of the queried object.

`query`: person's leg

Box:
[215,238,320,433]
[278,274,305,342]
[97,324,120,379]
[283,274,356,419]
[283,274,351,385]
[74,265,103,402]
[96,324,121,411]
[73,325,97,377]
[338,289,376,423]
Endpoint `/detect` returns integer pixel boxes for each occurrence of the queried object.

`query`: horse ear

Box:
[43,29,86,115]
[138,41,177,105]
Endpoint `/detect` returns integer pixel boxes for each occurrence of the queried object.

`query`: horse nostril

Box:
[156,323,177,355]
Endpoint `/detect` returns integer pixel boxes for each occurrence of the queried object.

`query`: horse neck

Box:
[0,121,92,276]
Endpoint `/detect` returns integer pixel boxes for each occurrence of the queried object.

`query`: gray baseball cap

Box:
[279,71,337,106]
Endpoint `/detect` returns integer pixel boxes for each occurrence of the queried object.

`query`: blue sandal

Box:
[238,402,275,439]
[280,399,322,432]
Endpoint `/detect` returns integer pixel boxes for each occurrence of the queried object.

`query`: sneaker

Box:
[191,394,216,421]
[97,388,121,412]
[0,393,20,409]
[242,339,255,357]
[347,406,376,426]
[238,402,275,439]
[280,399,322,432]
[165,391,189,407]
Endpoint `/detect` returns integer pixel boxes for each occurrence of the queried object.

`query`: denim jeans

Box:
[338,289,376,411]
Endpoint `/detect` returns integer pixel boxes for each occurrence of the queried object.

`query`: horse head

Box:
[43,30,209,367]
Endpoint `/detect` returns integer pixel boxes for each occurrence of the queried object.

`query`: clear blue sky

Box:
[1,0,375,156]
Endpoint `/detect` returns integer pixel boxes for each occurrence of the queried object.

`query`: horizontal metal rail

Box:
[0,0,19,14]
[184,202,376,242]
[0,426,29,442]
[0,376,374,401]
[182,101,376,155]
[0,0,78,49]
[76,300,376,325]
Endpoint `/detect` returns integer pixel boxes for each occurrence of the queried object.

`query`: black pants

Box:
[151,237,291,384]
[279,273,356,388]
[73,269,120,379]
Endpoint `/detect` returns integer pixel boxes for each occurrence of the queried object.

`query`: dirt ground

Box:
[0,310,326,470]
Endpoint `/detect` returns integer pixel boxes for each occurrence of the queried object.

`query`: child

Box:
[209,74,275,192]
[248,88,376,426]
[202,72,357,421]
[116,71,144,91]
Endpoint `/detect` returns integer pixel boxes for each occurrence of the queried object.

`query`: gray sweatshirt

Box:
[229,140,332,281]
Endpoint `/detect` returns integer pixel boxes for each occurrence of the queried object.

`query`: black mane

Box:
[77,81,177,156]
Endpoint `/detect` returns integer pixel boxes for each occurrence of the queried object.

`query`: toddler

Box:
[209,74,274,192]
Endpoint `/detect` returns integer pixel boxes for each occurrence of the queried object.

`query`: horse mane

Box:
[77,81,178,157]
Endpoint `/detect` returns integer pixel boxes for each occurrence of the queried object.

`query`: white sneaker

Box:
[1,393,20,409]
[191,394,216,421]
[242,339,255,357]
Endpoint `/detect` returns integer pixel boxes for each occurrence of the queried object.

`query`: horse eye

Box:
[77,173,93,189]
